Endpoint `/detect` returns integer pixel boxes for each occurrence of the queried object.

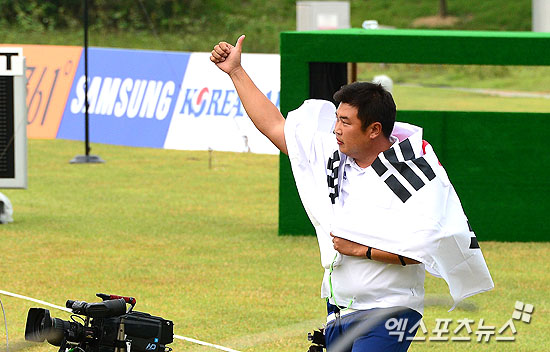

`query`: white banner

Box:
[164,53,280,155]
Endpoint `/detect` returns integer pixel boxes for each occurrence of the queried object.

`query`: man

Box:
[210,36,493,351]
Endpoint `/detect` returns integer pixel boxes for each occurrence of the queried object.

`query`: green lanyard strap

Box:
[327,254,353,311]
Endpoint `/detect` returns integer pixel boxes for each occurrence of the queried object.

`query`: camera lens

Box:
[24,308,52,342]
[46,318,69,346]
[24,308,76,346]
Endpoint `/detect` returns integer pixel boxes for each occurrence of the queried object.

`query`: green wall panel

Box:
[399,111,550,242]
[278,29,550,241]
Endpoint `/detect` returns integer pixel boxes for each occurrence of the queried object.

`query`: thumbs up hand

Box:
[210,35,246,77]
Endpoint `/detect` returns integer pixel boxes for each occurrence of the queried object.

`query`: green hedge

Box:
[0,0,229,31]
[0,0,532,33]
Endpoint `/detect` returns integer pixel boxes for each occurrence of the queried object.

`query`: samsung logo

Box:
[70,76,175,120]
[70,75,280,121]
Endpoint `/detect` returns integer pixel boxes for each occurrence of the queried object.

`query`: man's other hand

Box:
[331,233,367,257]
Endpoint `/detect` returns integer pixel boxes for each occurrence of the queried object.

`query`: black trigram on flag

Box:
[326,150,340,204]
[371,139,436,203]
[468,220,481,249]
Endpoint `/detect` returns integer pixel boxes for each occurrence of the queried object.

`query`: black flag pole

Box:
[71,0,104,164]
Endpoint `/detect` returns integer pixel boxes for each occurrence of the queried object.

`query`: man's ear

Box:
[368,122,383,139]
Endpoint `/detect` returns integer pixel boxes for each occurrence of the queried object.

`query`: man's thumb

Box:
[235,35,246,52]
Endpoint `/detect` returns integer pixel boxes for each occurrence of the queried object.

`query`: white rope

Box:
[0,290,72,313]
[0,290,241,352]
[174,335,241,352]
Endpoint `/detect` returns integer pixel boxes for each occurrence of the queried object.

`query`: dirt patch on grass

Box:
[412,15,459,28]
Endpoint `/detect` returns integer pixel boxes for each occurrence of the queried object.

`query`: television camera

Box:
[24,293,173,352]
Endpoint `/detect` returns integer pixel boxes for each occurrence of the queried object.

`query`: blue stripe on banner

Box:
[57,48,191,148]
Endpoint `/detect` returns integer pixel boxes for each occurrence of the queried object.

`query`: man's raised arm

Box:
[210,35,287,154]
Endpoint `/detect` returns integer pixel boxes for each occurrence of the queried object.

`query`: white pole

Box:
[533,0,550,32]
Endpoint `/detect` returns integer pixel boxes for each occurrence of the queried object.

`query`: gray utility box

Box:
[296,1,350,31]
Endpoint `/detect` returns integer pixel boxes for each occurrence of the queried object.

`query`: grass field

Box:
[0,1,548,350]
[358,64,550,94]
[390,85,550,112]
[0,139,549,352]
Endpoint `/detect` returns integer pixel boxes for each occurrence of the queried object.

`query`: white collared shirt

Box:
[285,99,493,314]
[340,136,398,205]
[324,136,425,314]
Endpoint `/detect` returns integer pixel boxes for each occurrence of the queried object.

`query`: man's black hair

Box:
[333,82,396,138]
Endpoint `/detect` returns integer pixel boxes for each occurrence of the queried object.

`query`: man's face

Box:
[334,103,373,164]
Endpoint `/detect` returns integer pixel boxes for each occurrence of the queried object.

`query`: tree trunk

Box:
[439,0,448,18]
